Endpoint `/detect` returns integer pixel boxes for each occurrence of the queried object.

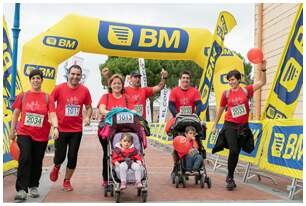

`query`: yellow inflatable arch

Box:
[19,13,244,93]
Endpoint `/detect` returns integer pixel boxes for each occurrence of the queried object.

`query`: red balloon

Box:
[247,48,264,64]
[10,140,19,161]
[173,135,190,154]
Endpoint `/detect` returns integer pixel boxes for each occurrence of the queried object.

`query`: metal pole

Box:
[9,3,21,106]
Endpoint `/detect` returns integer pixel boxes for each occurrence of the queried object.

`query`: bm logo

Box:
[24,64,56,80]
[43,36,78,50]
[269,126,303,169]
[98,21,189,52]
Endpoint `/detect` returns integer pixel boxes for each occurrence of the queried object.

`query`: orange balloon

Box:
[173,135,189,154]
[10,140,19,161]
[247,48,264,64]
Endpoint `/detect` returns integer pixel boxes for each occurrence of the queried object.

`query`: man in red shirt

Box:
[168,71,202,117]
[49,65,92,192]
[101,68,168,120]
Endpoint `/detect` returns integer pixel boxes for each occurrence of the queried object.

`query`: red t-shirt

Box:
[97,93,132,118]
[169,86,201,114]
[220,85,254,124]
[12,91,55,142]
[51,83,92,132]
[125,86,153,119]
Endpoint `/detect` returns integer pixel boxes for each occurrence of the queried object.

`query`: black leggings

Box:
[16,135,48,192]
[224,122,243,179]
[54,132,82,169]
[98,136,108,181]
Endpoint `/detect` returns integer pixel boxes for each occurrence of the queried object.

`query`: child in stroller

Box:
[112,133,144,190]
[182,126,203,175]
[104,110,148,202]
[170,114,211,188]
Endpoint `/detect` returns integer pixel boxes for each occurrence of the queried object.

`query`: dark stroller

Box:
[170,114,211,188]
[103,111,148,202]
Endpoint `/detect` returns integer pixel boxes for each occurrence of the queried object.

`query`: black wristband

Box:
[261,69,266,72]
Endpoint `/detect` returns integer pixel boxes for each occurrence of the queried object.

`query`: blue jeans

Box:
[184,153,203,171]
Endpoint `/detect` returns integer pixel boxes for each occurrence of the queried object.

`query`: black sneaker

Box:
[226,177,236,191]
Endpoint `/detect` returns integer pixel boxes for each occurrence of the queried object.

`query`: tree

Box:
[98,52,253,98]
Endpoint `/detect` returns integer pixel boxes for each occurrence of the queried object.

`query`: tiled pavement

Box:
[3,135,303,203]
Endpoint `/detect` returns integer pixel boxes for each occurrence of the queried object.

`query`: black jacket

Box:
[212,121,254,154]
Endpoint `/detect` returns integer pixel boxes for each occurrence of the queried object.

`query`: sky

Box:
[3,3,255,105]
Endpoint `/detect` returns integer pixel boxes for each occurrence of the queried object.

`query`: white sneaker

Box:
[29,187,40,198]
[14,190,27,201]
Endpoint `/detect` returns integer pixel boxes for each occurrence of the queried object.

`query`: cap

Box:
[130,71,142,77]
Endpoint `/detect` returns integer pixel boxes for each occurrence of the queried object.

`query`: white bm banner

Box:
[159,87,170,123]
[138,58,152,122]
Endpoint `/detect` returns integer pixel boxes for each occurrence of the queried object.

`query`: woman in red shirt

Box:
[211,60,267,191]
[9,70,58,201]
[97,74,132,186]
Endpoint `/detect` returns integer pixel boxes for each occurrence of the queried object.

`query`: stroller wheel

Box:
[104,187,108,197]
[195,176,199,185]
[175,176,180,188]
[137,188,141,196]
[181,176,186,188]
[171,172,175,184]
[110,186,114,197]
[140,190,148,202]
[205,176,212,189]
[114,191,120,203]
[200,175,205,188]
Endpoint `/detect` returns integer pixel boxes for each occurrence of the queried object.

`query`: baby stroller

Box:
[170,114,211,189]
[104,111,148,203]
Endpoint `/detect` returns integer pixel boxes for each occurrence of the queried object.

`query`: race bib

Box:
[116,112,134,124]
[180,106,192,114]
[65,105,80,117]
[134,104,143,116]
[24,112,44,127]
[231,104,247,118]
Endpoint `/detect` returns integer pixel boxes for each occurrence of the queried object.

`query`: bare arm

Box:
[152,68,168,94]
[99,104,109,116]
[9,109,21,140]
[49,112,59,139]
[84,104,93,126]
[211,106,225,134]
[213,106,226,126]
[253,60,267,92]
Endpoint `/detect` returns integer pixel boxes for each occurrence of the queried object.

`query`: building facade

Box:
[254,3,302,119]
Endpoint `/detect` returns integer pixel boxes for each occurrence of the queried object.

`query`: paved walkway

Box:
[3,134,303,203]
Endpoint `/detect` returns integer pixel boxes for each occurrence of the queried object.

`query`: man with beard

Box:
[49,65,92,192]
[168,71,202,117]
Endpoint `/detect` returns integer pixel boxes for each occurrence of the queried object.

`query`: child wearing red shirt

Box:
[112,133,143,190]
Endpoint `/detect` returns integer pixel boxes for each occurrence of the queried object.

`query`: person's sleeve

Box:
[112,150,119,165]
[84,88,92,106]
[145,87,154,98]
[97,94,107,108]
[133,152,143,163]
[11,93,23,110]
[246,85,254,98]
[48,94,56,112]
[168,101,177,117]
[195,100,202,116]
[220,91,227,107]
[50,86,58,102]
[194,89,201,102]
[168,89,176,102]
